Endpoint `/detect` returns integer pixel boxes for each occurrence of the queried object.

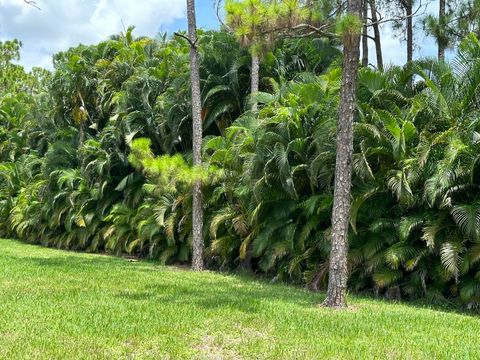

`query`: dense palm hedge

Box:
[2,28,480,307]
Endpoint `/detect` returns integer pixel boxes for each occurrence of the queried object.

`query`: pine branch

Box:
[367,0,429,27]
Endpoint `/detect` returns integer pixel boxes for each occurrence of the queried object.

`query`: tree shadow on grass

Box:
[13,254,131,270]
[11,247,479,318]
[114,280,321,315]
[115,276,480,319]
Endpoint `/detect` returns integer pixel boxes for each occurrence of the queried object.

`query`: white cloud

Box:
[0,0,186,70]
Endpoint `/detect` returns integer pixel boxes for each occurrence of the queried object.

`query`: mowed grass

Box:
[0,239,479,360]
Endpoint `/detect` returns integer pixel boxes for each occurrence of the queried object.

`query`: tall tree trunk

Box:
[362,0,369,67]
[438,0,446,61]
[79,124,85,145]
[186,0,204,271]
[77,91,87,146]
[369,0,384,71]
[324,0,362,308]
[251,51,260,112]
[406,0,413,63]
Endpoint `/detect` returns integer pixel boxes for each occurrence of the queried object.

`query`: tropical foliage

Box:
[3,26,480,308]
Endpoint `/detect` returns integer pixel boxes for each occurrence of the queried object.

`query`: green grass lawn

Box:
[0,239,479,360]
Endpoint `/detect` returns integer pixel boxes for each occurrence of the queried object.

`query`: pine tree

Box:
[324,0,362,308]
[186,0,204,270]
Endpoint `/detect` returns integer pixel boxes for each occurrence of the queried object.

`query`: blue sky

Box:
[165,1,220,32]
[0,0,437,70]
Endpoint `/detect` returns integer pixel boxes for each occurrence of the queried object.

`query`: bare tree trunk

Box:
[369,0,384,71]
[186,0,204,271]
[79,124,85,145]
[77,91,87,146]
[362,0,369,67]
[324,0,362,308]
[251,51,260,112]
[406,0,413,63]
[438,0,445,61]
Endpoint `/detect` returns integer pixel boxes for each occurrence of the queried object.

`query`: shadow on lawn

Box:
[13,247,479,318]
[13,252,319,313]
[14,253,131,269]
[116,283,478,319]
[117,277,480,318]
[116,280,321,314]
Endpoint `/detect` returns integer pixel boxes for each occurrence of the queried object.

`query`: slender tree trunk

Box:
[438,0,446,61]
[251,51,260,112]
[406,0,413,63]
[186,0,204,271]
[324,0,362,308]
[369,0,384,71]
[79,124,85,145]
[77,91,87,145]
[362,0,369,67]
